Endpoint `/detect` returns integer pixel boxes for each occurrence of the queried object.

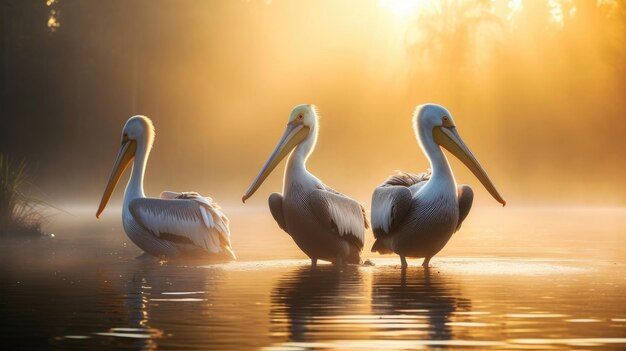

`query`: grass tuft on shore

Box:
[0,154,44,237]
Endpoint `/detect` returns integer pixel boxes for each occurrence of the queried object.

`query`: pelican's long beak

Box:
[96,140,137,218]
[433,127,506,206]
[242,123,309,202]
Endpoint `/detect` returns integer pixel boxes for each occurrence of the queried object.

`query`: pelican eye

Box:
[297,114,304,121]
[442,116,453,127]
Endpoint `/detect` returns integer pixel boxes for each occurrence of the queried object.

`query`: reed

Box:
[0,154,43,236]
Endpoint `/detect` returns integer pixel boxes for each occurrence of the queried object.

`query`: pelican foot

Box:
[400,255,408,269]
[362,259,375,267]
[135,252,156,261]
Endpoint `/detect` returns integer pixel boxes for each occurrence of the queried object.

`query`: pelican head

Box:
[414,104,506,206]
[242,104,317,202]
[96,116,155,218]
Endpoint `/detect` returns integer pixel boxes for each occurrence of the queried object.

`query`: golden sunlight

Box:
[378,0,429,20]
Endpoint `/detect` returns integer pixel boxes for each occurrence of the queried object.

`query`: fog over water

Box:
[1,0,625,209]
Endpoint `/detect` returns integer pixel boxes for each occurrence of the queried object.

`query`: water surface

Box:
[0,207,625,350]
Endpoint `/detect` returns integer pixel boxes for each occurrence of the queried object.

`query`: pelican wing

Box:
[159,191,231,243]
[269,192,288,233]
[309,189,367,249]
[456,184,474,231]
[129,196,234,257]
[371,170,430,237]
[371,186,412,238]
[322,185,370,230]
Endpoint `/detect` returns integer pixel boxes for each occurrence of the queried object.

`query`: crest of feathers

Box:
[383,170,431,187]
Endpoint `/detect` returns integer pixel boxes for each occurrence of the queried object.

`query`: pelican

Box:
[96,115,235,260]
[242,104,369,266]
[371,104,505,268]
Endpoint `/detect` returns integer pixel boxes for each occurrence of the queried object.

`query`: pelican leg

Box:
[400,255,408,269]
[311,258,317,268]
[335,254,344,267]
[422,256,431,268]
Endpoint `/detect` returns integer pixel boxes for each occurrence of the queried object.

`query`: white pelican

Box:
[371,104,505,268]
[96,115,235,260]
[242,104,369,266]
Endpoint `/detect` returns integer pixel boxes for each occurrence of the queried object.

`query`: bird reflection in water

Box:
[94,262,220,350]
[122,271,161,350]
[92,263,166,350]
[270,265,365,342]
[371,267,471,341]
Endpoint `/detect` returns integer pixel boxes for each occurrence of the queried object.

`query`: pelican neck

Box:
[418,126,456,184]
[124,139,149,204]
[284,126,317,184]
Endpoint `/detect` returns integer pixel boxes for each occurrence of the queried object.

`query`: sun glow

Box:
[378,0,429,20]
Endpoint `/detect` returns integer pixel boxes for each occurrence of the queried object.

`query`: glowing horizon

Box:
[2,0,625,207]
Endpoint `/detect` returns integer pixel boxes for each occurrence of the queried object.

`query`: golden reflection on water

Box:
[262,257,626,351]
[0,208,625,350]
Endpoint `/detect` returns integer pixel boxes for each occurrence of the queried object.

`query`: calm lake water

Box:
[1,206,625,350]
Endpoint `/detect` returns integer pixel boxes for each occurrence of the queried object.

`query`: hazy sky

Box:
[1,0,625,208]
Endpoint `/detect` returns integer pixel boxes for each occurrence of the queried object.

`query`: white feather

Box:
[311,189,365,247]
[129,196,233,257]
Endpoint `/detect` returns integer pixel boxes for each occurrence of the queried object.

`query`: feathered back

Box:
[382,170,431,187]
